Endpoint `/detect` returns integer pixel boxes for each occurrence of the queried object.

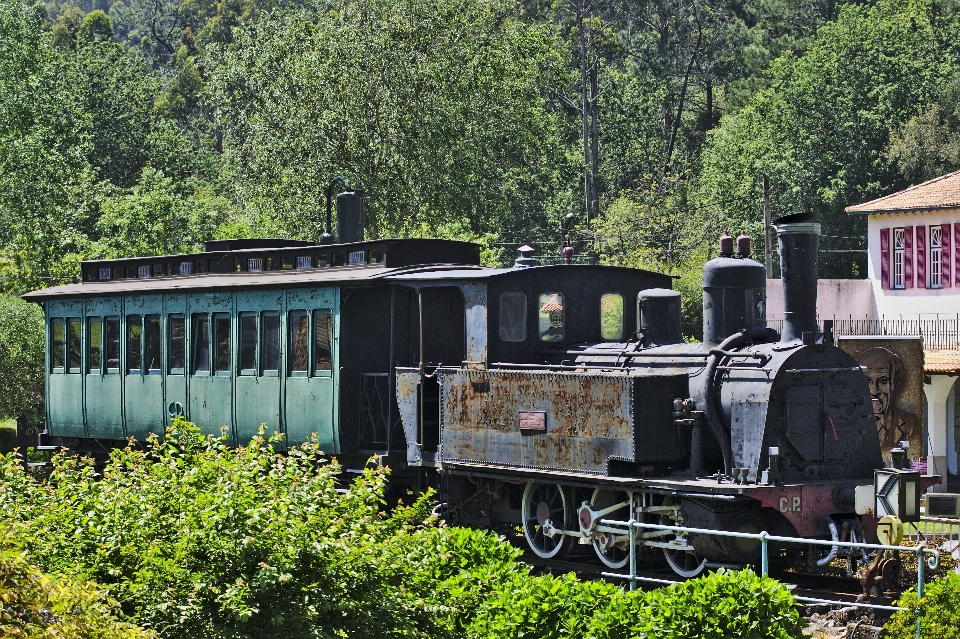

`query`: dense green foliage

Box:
[0,295,45,422]
[887,571,960,638]
[0,532,153,638]
[0,419,805,637]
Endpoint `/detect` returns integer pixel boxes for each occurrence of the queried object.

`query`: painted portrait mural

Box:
[838,337,925,460]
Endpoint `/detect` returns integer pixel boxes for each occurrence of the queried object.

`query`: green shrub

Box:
[0,419,525,638]
[588,568,805,639]
[886,572,960,639]
[0,531,153,638]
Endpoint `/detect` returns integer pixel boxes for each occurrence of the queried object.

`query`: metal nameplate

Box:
[519,411,546,431]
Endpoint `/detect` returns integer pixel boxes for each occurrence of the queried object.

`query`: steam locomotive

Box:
[23,203,918,577]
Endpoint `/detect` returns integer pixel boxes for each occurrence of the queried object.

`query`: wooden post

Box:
[763,173,772,275]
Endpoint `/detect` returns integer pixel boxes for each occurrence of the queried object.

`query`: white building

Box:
[843,171,960,489]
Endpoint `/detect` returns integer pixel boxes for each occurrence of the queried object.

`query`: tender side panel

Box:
[439,369,633,474]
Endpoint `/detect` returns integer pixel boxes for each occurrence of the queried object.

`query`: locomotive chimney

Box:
[774,213,821,343]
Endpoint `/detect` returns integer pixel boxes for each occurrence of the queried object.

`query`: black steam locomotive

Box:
[25,205,905,577]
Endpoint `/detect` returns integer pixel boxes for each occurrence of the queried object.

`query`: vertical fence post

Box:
[760,531,769,577]
[629,519,637,592]
[917,546,925,639]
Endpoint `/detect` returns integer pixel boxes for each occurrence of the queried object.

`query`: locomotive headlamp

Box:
[875,469,921,523]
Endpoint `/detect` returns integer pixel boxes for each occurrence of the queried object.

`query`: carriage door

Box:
[235,290,283,445]
[47,298,86,437]
[283,288,339,452]
[123,295,165,441]
[164,294,187,428]
[85,296,123,439]
[187,292,235,442]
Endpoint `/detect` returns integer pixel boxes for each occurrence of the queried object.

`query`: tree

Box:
[698,0,957,277]
[0,296,45,423]
[209,0,573,243]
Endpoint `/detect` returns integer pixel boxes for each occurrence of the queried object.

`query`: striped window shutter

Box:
[880,228,890,289]
[943,224,952,287]
[916,225,926,287]
[904,225,914,288]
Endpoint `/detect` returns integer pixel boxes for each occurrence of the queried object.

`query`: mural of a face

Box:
[858,347,919,451]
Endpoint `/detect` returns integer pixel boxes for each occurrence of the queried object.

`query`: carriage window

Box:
[88,318,102,373]
[192,314,209,373]
[314,312,333,372]
[600,293,624,340]
[51,319,66,372]
[67,318,82,373]
[262,312,280,373]
[169,314,185,373]
[289,311,309,374]
[538,293,564,342]
[105,317,120,372]
[214,314,231,373]
[145,315,161,374]
[499,292,527,342]
[239,314,257,373]
[127,315,142,374]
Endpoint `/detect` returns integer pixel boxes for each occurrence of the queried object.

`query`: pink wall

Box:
[766,279,878,320]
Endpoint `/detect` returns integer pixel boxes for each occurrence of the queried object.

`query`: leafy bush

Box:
[0,531,153,638]
[467,567,803,639]
[0,419,527,638]
[0,295,44,423]
[886,572,960,639]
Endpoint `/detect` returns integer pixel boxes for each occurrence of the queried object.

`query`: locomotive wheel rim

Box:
[663,546,707,578]
[590,488,630,569]
[521,482,571,560]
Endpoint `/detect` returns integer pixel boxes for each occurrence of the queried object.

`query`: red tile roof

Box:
[925,350,960,374]
[846,170,960,214]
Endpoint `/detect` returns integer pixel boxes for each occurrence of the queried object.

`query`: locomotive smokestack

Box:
[774,213,821,343]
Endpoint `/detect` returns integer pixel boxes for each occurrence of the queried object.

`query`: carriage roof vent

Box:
[513,245,539,268]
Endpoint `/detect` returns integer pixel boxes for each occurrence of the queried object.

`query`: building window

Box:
[247,258,264,272]
[893,228,905,289]
[296,256,312,269]
[931,226,942,288]
[137,265,151,278]
[99,267,112,280]
[178,261,193,275]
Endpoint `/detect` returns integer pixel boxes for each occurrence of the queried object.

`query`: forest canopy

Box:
[2,0,960,312]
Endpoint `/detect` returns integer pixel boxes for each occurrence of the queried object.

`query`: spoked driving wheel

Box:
[589,489,631,569]
[521,482,573,559]
[660,503,706,578]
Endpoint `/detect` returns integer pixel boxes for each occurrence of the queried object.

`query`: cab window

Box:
[600,293,624,340]
[538,293,564,342]
[499,292,527,342]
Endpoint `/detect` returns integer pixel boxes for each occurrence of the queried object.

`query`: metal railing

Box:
[768,316,960,351]
[905,517,960,570]
[600,518,940,638]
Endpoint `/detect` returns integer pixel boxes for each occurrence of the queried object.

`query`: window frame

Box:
[238,312,258,376]
[288,310,310,377]
[930,226,943,289]
[213,313,231,376]
[191,313,210,375]
[66,317,82,374]
[126,315,143,375]
[537,292,565,343]
[50,318,66,373]
[599,293,625,341]
[893,228,905,289]
[498,292,527,343]
[104,316,120,374]
[144,315,162,375]
[87,317,103,374]
[168,314,185,375]
[313,310,334,375]
[261,311,281,376]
